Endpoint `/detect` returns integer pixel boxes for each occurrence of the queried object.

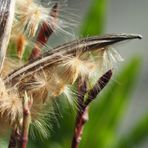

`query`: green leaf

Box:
[116,115,148,148]
[80,0,106,37]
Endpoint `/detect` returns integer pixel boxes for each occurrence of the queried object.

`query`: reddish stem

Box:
[8,130,17,148]
[21,93,32,148]
[72,70,112,148]
[72,107,89,148]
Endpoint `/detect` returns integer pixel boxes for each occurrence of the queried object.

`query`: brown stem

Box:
[8,130,17,148]
[21,92,32,148]
[8,128,22,148]
[72,106,89,148]
[29,3,59,60]
[71,78,87,148]
[71,70,112,148]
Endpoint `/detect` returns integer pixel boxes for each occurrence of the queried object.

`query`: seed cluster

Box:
[0,0,142,139]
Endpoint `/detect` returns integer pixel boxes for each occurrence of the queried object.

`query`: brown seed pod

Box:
[4,34,142,99]
[4,33,142,86]
[0,0,15,72]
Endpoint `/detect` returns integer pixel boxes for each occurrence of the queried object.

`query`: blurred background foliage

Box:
[28,0,148,148]
[1,0,147,148]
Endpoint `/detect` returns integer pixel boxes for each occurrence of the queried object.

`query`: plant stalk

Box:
[72,70,112,148]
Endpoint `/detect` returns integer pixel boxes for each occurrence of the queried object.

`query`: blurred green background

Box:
[1,0,148,148]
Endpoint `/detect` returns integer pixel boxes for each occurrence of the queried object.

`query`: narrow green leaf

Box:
[116,115,148,148]
[80,0,106,37]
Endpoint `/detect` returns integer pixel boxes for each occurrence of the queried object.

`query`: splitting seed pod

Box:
[0,0,15,72]
[0,0,142,146]
[1,33,142,129]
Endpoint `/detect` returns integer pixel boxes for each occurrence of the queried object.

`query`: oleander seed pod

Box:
[0,0,15,73]
[4,34,142,125]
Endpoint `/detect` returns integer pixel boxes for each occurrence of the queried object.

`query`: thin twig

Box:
[71,106,89,148]
[72,70,112,148]
[8,130,17,148]
[71,78,87,148]
[8,127,22,148]
[21,92,32,148]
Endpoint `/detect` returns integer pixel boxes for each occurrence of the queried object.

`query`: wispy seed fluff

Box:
[14,0,51,38]
[11,0,75,59]
[57,53,97,84]
[19,46,123,100]
[0,78,22,128]
[13,0,74,38]
[1,46,121,126]
[62,48,122,83]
